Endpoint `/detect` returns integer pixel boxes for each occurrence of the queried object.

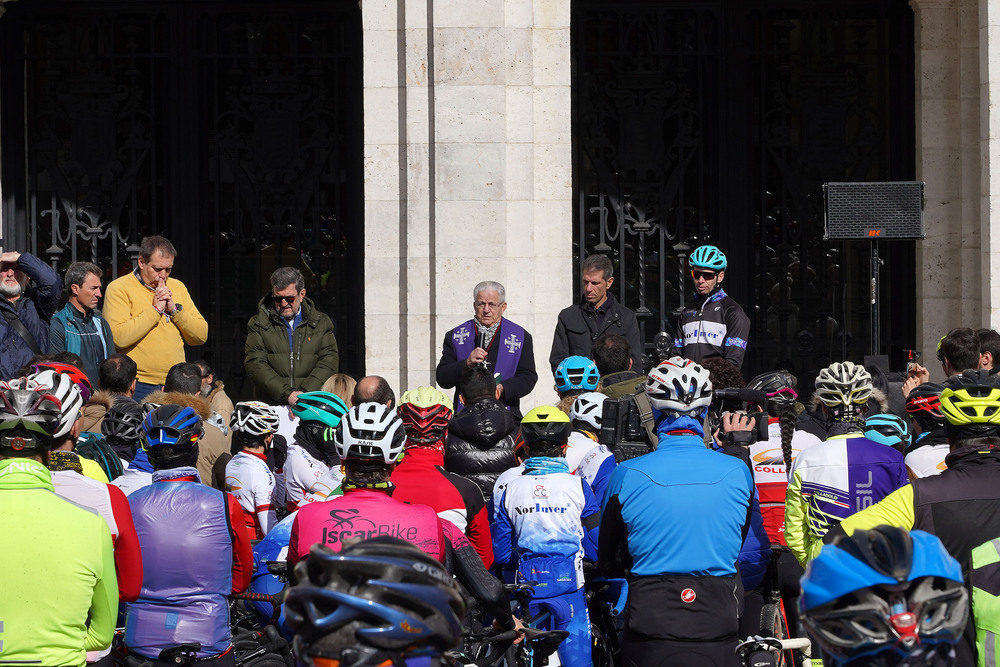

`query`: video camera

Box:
[598,391,656,463]
[706,387,770,444]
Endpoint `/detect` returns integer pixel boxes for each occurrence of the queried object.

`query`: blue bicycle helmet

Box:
[140,404,204,469]
[864,414,911,452]
[554,355,600,392]
[285,537,465,666]
[801,526,967,666]
[689,244,727,271]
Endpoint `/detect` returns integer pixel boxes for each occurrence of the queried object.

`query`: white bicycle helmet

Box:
[644,356,713,415]
[814,361,873,408]
[569,392,608,431]
[336,402,406,464]
[28,369,83,438]
[230,400,280,437]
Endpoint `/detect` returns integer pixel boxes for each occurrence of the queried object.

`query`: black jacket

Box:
[435,320,537,419]
[550,294,642,374]
[444,398,519,500]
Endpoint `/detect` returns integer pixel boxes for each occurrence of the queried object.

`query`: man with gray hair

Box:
[0,250,61,379]
[436,280,537,418]
[49,261,114,387]
[245,266,339,405]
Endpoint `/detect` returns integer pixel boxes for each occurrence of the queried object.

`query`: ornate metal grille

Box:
[572,0,915,382]
[0,0,364,397]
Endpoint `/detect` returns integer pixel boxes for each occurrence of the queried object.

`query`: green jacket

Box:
[244,295,339,403]
[0,458,118,666]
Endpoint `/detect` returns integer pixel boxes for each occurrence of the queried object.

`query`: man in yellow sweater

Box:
[103,236,208,400]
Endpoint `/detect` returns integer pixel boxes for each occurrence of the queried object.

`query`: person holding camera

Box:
[598,357,764,667]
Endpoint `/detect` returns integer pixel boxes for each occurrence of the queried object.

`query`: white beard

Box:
[0,281,24,299]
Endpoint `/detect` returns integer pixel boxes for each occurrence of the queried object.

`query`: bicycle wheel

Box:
[760,601,799,667]
[591,623,614,667]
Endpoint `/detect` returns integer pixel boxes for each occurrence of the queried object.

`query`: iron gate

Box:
[572,0,916,384]
[0,0,364,398]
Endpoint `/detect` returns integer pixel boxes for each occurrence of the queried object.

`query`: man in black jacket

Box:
[436,280,537,418]
[443,365,518,500]
[550,255,641,375]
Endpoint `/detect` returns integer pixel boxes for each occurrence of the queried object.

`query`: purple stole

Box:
[451,318,526,381]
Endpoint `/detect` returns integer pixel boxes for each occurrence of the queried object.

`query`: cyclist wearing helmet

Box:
[391,386,493,567]
[225,401,281,540]
[436,280,538,418]
[287,402,516,636]
[286,538,467,667]
[553,354,600,413]
[904,382,949,478]
[566,391,616,501]
[550,254,642,375]
[124,404,253,666]
[29,364,110,483]
[802,525,968,666]
[493,406,600,667]
[785,361,908,567]
[0,250,61,379]
[285,390,349,510]
[49,261,115,389]
[826,371,1000,665]
[0,378,119,667]
[674,244,751,369]
[599,356,757,666]
[109,400,158,496]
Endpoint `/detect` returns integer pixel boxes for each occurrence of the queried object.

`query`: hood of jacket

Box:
[85,390,117,413]
[252,293,323,329]
[448,398,518,448]
[142,390,212,421]
[0,457,53,490]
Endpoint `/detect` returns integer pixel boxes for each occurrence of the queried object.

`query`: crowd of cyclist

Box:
[4,245,1000,667]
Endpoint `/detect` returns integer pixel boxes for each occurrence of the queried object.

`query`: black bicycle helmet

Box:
[904,383,946,429]
[140,404,204,469]
[285,537,465,666]
[0,378,62,453]
[747,370,799,408]
[101,400,144,444]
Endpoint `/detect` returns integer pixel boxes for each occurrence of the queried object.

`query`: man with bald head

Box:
[436,280,537,418]
[351,375,396,409]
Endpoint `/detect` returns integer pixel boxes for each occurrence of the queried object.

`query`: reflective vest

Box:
[971,537,1000,667]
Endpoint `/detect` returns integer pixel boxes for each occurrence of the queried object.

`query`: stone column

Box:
[363,0,573,402]
[983,0,1000,328]
[911,0,977,378]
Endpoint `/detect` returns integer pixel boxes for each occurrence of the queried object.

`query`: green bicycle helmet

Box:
[689,245,727,271]
[290,391,349,428]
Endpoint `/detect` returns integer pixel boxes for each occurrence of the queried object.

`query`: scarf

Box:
[475,318,502,349]
[523,457,570,476]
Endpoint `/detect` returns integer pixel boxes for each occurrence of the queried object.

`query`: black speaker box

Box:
[823,181,925,240]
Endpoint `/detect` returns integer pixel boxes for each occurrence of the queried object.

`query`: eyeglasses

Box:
[475,301,504,310]
[272,295,297,305]
[692,270,717,281]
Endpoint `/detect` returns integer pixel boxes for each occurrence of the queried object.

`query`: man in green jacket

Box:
[0,377,118,667]
[244,267,340,405]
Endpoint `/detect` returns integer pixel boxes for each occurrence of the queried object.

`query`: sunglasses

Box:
[692,270,717,281]
[272,295,297,305]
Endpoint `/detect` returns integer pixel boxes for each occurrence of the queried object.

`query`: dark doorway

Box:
[572,0,916,386]
[0,0,364,398]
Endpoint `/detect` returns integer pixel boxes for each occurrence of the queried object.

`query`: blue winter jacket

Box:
[0,252,60,378]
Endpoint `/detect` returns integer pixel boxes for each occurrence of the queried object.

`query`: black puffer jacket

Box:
[444,398,519,500]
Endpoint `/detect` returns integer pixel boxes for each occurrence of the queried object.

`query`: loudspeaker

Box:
[823,181,925,240]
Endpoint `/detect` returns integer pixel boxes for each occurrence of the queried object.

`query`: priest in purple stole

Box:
[435,280,538,419]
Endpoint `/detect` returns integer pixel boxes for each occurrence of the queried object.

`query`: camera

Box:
[599,392,656,463]
[706,387,770,444]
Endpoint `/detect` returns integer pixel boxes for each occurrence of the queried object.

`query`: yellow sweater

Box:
[103,271,208,384]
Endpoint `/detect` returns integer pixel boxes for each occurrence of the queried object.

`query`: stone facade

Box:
[362,0,573,405]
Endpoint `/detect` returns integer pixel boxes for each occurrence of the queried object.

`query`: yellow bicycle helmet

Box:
[520,406,572,446]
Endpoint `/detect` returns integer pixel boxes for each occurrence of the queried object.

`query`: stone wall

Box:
[363,0,573,403]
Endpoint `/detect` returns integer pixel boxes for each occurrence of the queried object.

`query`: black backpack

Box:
[76,432,125,481]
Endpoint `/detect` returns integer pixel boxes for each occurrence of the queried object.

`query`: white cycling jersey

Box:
[284,443,341,510]
[566,431,613,491]
[905,443,949,478]
[225,451,277,537]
